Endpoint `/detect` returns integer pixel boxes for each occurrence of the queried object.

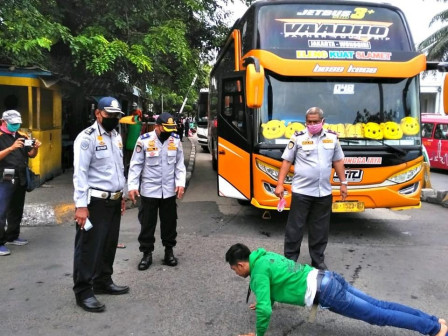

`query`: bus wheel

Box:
[212,142,218,170]
[212,155,217,170]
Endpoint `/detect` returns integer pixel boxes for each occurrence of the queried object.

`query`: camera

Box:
[24,139,36,147]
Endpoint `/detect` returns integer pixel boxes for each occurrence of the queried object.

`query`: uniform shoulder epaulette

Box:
[294,130,305,136]
[17,131,29,138]
[84,127,95,135]
[140,133,150,139]
[170,132,179,138]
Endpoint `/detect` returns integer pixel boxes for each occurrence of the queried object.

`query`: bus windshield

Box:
[258,75,421,146]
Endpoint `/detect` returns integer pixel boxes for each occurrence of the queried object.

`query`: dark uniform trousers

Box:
[138,195,177,254]
[0,180,26,245]
[73,197,121,300]
[284,192,332,264]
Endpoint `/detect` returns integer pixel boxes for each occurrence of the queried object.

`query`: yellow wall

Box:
[28,129,62,180]
[0,74,62,181]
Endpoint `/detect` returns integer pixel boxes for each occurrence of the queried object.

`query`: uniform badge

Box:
[168,143,177,150]
[96,145,107,151]
[148,140,155,148]
[136,145,142,153]
[288,141,295,149]
[81,139,90,150]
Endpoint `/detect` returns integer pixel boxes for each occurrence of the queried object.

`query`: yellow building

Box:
[0,67,62,182]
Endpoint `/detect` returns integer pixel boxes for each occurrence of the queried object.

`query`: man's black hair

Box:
[225,243,251,266]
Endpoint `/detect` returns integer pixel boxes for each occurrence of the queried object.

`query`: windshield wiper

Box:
[339,139,360,145]
[368,139,407,156]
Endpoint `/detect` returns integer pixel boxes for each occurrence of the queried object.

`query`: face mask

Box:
[307,121,323,135]
[7,123,21,132]
[159,131,171,142]
[101,117,119,132]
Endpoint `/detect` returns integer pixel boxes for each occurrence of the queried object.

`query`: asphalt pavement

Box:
[1,136,447,336]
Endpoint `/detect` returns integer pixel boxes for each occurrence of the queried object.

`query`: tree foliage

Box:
[0,0,236,111]
[418,1,448,61]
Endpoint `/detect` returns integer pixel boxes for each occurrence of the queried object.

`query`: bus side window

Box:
[222,80,247,137]
[422,123,433,138]
[434,124,448,140]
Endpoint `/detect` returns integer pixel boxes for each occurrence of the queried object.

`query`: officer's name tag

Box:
[96,145,107,151]
[302,140,315,151]
[323,139,335,149]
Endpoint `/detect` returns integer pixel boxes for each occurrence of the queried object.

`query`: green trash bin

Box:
[126,116,142,151]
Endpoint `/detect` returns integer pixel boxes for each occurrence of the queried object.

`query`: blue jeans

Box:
[318,271,441,335]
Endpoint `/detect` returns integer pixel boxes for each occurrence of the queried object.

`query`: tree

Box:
[418,0,448,61]
[0,0,234,111]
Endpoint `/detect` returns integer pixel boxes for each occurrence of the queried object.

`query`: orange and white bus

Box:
[208,0,448,212]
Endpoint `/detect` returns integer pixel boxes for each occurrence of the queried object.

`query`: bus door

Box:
[217,77,251,201]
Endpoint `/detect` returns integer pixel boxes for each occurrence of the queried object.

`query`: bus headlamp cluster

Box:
[256,159,293,184]
[387,164,422,184]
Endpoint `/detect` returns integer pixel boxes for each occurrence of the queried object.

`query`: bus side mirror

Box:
[246,63,264,109]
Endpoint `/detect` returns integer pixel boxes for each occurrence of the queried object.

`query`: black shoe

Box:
[163,247,178,267]
[138,253,152,271]
[94,283,129,295]
[311,261,328,270]
[76,296,105,313]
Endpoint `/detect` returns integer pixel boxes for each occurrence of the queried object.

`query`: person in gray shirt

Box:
[275,107,347,270]
[128,112,186,271]
[73,96,129,313]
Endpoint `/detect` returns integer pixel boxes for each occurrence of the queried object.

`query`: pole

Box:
[179,74,197,115]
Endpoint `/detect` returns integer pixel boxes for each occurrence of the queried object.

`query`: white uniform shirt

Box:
[281,129,344,197]
[127,131,186,198]
[73,121,126,207]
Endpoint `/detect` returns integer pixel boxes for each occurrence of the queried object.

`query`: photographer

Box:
[0,110,41,256]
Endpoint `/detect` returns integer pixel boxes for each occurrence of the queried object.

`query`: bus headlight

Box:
[387,164,422,184]
[256,159,293,184]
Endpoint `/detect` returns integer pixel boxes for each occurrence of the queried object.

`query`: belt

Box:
[313,270,329,305]
[90,189,123,200]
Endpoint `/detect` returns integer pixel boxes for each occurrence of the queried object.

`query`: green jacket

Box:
[249,248,313,336]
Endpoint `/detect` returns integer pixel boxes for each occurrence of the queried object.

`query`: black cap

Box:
[156,112,177,132]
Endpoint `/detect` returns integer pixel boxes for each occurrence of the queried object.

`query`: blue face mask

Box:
[7,123,21,132]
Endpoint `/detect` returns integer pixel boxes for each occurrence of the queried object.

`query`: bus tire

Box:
[212,155,217,171]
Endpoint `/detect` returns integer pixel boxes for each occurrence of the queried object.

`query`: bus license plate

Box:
[332,201,365,213]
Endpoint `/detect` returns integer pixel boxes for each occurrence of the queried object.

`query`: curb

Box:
[421,188,448,208]
[22,203,74,227]
[185,137,196,188]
